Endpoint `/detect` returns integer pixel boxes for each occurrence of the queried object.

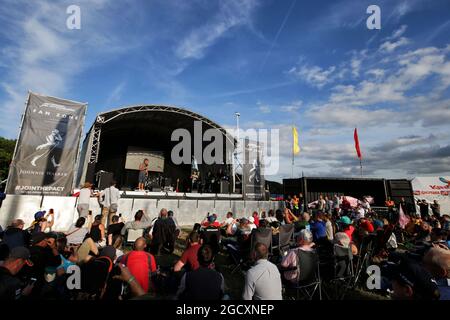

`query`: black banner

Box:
[242,138,265,200]
[6,92,86,196]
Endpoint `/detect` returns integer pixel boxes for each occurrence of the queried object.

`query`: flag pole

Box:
[360,158,363,177]
[291,125,295,178]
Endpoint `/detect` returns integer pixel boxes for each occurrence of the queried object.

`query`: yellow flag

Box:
[292,126,300,155]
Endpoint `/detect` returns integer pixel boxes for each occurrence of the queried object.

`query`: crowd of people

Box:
[0,191,449,301]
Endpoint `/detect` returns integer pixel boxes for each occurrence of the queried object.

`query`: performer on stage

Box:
[138,158,149,191]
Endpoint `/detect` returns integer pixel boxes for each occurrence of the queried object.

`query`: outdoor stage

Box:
[0,192,283,232]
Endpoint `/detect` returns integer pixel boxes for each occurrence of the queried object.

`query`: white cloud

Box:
[106,82,126,106]
[379,37,410,52]
[258,105,271,114]
[280,100,302,113]
[365,69,385,79]
[288,64,336,88]
[385,25,408,41]
[176,0,258,60]
[0,0,140,137]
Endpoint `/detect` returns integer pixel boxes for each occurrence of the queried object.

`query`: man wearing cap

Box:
[201,214,221,228]
[391,258,440,300]
[0,247,34,300]
[339,216,355,242]
[26,232,61,296]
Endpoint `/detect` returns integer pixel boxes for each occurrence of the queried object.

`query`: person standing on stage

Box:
[100,180,121,226]
[77,182,93,218]
[138,158,149,191]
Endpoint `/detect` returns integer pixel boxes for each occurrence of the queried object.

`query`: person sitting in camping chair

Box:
[280,229,315,285]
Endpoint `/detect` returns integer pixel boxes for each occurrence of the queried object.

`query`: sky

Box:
[0,0,449,182]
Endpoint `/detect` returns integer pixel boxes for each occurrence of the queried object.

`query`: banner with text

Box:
[243,138,265,200]
[412,176,450,216]
[6,92,86,196]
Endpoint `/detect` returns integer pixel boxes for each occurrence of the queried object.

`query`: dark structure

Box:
[283,177,415,212]
[76,105,235,192]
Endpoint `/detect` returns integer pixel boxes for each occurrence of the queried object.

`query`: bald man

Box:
[423,247,450,300]
[117,237,157,293]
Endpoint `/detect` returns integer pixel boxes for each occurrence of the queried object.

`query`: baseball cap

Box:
[339,216,352,225]
[9,247,33,266]
[31,232,47,244]
[248,216,255,224]
[392,260,440,300]
[34,211,46,219]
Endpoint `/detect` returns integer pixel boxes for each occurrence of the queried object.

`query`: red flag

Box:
[354,128,362,159]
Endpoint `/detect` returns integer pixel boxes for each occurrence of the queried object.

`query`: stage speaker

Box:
[220,181,230,194]
[96,171,114,190]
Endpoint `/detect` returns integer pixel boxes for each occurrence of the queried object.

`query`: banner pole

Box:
[72,103,88,194]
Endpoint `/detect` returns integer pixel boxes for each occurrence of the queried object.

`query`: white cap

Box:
[248,216,255,223]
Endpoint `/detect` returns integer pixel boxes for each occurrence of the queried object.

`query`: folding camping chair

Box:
[201,227,221,253]
[272,224,294,256]
[126,229,144,246]
[250,227,273,252]
[290,250,322,300]
[352,233,376,288]
[321,244,354,300]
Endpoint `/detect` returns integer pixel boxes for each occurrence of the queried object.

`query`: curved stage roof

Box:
[77,105,235,191]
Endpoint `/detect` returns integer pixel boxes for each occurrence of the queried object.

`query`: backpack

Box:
[119,252,157,292]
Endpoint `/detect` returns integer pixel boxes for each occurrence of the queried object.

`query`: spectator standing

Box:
[333,194,341,217]
[107,215,124,245]
[100,181,121,226]
[430,200,441,218]
[150,209,176,255]
[310,213,327,242]
[65,217,88,246]
[418,200,430,220]
[88,215,106,247]
[77,182,93,218]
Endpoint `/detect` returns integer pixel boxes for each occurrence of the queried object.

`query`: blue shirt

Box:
[310,220,327,241]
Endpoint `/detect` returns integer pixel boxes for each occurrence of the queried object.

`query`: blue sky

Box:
[0,0,450,181]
